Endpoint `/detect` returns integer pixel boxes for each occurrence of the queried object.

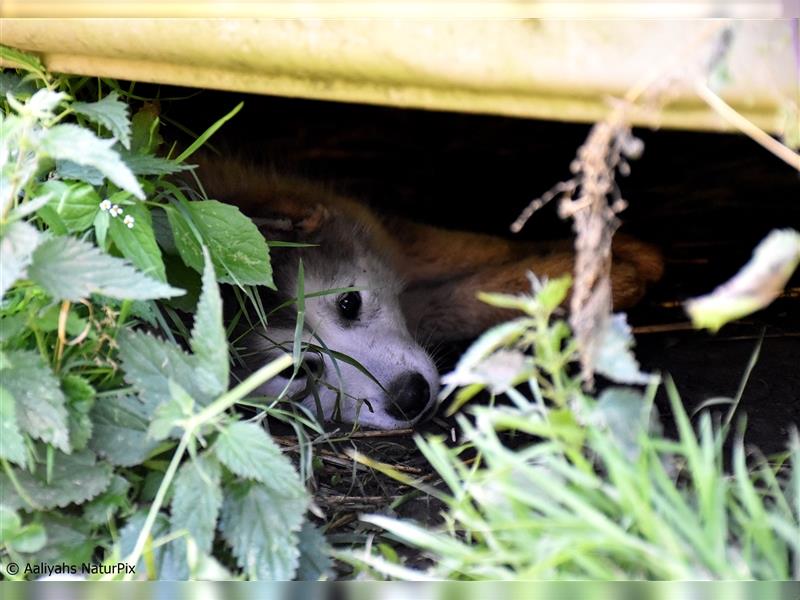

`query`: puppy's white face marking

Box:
[249,254,439,430]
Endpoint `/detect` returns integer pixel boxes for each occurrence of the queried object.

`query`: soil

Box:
[154,86,798,569]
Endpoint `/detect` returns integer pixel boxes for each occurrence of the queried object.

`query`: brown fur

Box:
[193,156,663,343]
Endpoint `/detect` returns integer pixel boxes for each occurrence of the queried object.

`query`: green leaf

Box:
[591,387,657,460]
[37,180,101,233]
[171,454,222,555]
[0,220,41,298]
[148,380,195,441]
[109,201,167,281]
[55,160,105,186]
[94,208,109,248]
[0,45,46,79]
[63,374,96,451]
[166,201,273,287]
[117,330,216,409]
[0,506,21,540]
[28,235,184,302]
[119,152,195,176]
[8,522,47,553]
[219,480,307,581]
[214,421,306,499]
[594,314,653,385]
[118,509,170,576]
[190,248,228,395]
[296,521,333,581]
[0,447,113,510]
[29,513,94,566]
[0,386,26,467]
[72,91,132,149]
[89,393,159,467]
[37,304,91,338]
[1,350,70,452]
[130,103,162,154]
[39,123,144,199]
[83,475,131,526]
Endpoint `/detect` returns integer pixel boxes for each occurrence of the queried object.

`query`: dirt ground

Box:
[163,88,799,571]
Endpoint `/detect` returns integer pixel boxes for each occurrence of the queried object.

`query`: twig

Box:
[695,81,800,171]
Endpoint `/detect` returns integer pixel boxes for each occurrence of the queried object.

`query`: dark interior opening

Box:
[156,86,799,454]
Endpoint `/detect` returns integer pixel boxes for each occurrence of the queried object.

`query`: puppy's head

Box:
[227,173,439,430]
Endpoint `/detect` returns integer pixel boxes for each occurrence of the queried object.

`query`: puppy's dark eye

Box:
[337,291,361,320]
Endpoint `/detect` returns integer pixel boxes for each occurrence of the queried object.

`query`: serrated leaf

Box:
[119,152,194,176]
[296,521,333,581]
[39,123,144,199]
[148,380,195,441]
[0,386,26,467]
[0,447,112,510]
[109,201,167,281]
[72,91,132,149]
[55,160,105,186]
[89,393,160,467]
[83,475,131,526]
[28,235,184,302]
[0,45,46,78]
[215,421,306,499]
[190,248,228,395]
[9,522,47,553]
[219,480,307,580]
[166,201,273,287]
[117,330,216,409]
[594,313,653,385]
[171,454,222,556]
[0,220,41,298]
[37,180,100,233]
[13,89,66,119]
[1,350,69,452]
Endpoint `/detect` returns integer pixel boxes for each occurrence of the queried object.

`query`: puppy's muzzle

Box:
[387,371,432,421]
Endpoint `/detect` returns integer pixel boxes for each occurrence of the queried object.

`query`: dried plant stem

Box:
[695,81,800,171]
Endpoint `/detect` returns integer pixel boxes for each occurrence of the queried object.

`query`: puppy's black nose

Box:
[387,372,431,421]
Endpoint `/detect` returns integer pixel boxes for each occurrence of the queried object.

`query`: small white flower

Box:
[99,199,112,212]
[109,204,123,218]
[123,215,135,229]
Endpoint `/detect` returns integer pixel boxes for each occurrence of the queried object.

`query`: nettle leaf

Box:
[0,386,26,467]
[0,448,112,510]
[109,201,167,282]
[89,393,159,467]
[72,91,132,149]
[55,160,105,186]
[0,45,46,79]
[171,454,222,556]
[215,421,307,499]
[0,220,41,298]
[148,380,195,441]
[28,235,184,302]
[594,314,653,385]
[119,152,195,176]
[83,475,131,526]
[296,521,333,581]
[190,248,228,395]
[1,350,70,452]
[166,201,273,287]
[119,509,170,576]
[117,330,215,409]
[39,123,144,199]
[220,480,308,581]
[37,180,101,233]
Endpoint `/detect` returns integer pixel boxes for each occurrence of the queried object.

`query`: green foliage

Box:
[0,49,321,580]
[344,278,799,581]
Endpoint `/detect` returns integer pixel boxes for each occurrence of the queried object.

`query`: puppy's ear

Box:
[252,203,330,242]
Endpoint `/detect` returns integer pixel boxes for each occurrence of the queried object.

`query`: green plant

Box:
[0,48,331,580]
[342,277,799,580]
